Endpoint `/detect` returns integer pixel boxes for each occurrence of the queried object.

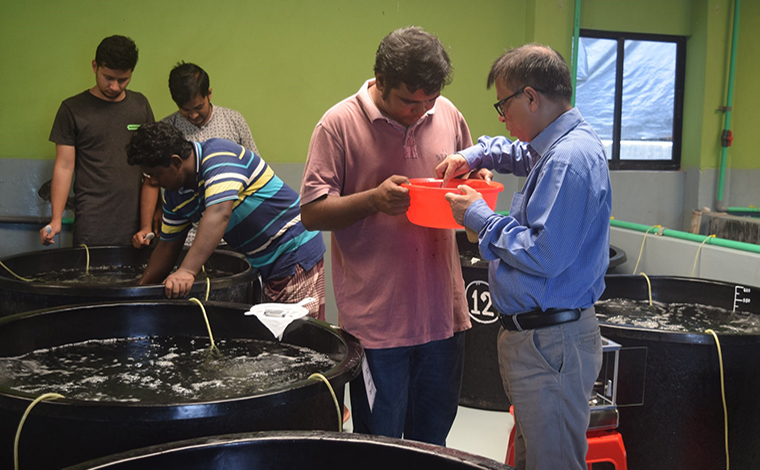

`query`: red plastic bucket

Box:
[402,178,504,229]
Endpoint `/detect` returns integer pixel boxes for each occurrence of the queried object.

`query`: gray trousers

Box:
[498,307,602,470]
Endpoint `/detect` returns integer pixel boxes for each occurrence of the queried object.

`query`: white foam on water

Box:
[0,336,337,403]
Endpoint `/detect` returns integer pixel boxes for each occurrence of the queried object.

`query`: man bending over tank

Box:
[126,122,326,319]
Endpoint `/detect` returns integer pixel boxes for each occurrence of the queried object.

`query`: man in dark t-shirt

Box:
[41,35,154,246]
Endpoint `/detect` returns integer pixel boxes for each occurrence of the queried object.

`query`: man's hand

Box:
[435,154,470,186]
[40,221,60,245]
[435,154,494,186]
[132,228,155,249]
[469,168,494,182]
[369,175,410,216]
[163,268,196,298]
[444,185,483,226]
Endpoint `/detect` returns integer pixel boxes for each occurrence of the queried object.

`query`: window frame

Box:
[578,29,686,171]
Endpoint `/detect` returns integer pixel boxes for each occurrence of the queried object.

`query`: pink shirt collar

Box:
[356,79,436,130]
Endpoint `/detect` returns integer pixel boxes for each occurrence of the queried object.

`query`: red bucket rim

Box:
[402,178,504,193]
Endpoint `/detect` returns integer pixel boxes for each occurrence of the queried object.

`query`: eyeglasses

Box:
[493,87,526,117]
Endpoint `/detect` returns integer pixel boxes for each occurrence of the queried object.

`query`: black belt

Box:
[499,308,582,331]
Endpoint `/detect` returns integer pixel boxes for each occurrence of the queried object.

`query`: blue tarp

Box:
[575,37,676,142]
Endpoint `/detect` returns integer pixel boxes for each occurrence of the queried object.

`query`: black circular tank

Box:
[598,275,760,470]
[0,301,362,470]
[457,231,506,411]
[63,431,515,470]
[0,246,262,316]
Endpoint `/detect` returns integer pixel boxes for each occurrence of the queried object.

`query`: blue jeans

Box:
[349,332,465,446]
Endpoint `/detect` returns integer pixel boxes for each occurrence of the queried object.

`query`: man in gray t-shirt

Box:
[42,35,154,247]
[133,62,258,248]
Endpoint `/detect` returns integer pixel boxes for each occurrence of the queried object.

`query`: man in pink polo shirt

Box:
[300,26,472,446]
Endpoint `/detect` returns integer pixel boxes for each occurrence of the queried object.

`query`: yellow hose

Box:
[639,272,653,307]
[308,372,342,432]
[80,244,90,275]
[0,261,35,282]
[188,297,220,357]
[691,235,716,277]
[632,225,661,275]
[705,329,729,470]
[15,393,65,470]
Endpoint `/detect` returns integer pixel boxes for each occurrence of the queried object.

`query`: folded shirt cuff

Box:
[458,146,484,171]
[463,198,492,233]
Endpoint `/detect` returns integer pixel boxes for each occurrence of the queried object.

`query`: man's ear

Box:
[170,154,184,169]
[525,87,537,103]
[375,74,385,94]
[524,87,540,109]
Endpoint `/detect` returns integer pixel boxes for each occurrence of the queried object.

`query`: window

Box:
[575,30,686,170]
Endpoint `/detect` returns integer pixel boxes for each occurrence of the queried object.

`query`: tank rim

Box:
[0,300,364,418]
[0,246,259,297]
[62,430,510,470]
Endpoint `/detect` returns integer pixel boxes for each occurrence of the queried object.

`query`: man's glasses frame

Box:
[493,86,545,117]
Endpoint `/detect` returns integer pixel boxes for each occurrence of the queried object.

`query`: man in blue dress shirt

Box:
[437,44,611,470]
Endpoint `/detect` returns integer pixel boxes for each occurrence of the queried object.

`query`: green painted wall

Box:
[693,0,733,171]
[0,0,520,163]
[730,0,757,171]
[681,0,711,170]
[667,0,754,172]
[1,0,755,170]
[581,0,693,35]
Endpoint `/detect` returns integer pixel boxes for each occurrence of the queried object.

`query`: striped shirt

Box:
[460,107,612,315]
[160,138,324,281]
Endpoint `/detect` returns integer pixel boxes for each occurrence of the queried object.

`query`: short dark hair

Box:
[95,35,139,71]
[127,122,193,168]
[374,26,452,98]
[487,44,572,102]
[168,62,210,106]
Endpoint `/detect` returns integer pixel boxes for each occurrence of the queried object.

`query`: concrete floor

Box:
[447,404,513,463]
[341,388,514,464]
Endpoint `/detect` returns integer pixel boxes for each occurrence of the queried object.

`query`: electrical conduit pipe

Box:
[570,0,582,107]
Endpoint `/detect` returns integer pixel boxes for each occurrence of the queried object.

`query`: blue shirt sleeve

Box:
[459,135,536,177]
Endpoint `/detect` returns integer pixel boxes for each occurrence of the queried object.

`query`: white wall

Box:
[610,226,760,288]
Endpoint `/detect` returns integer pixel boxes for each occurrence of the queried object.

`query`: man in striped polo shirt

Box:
[132,62,260,249]
[126,122,326,319]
